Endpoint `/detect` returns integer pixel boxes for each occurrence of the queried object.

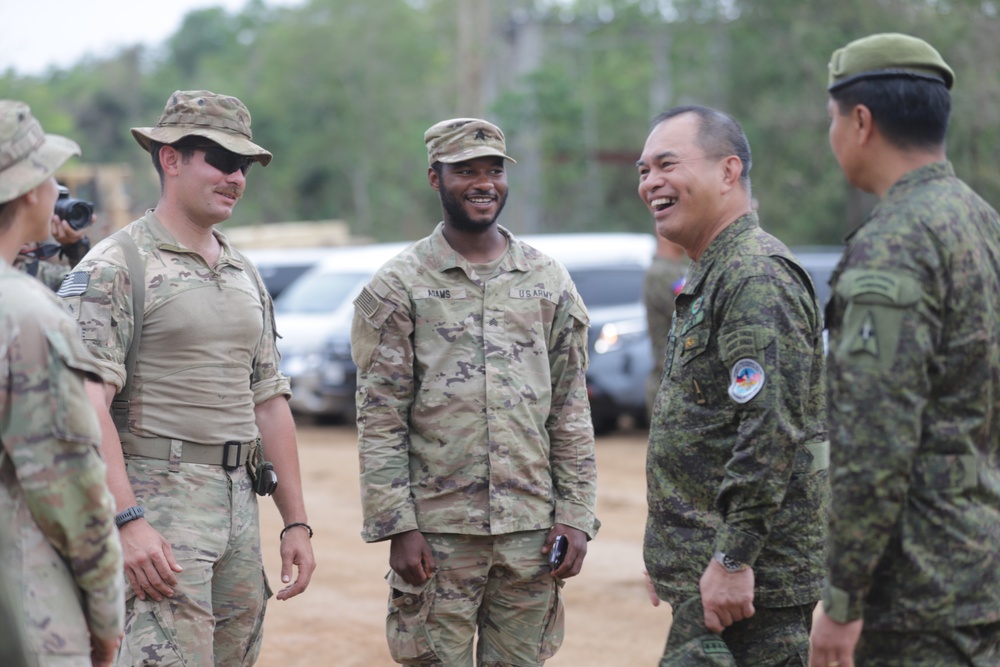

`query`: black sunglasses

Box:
[181,144,255,176]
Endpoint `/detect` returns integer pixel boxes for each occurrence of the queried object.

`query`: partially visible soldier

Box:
[810,33,1000,667]
[637,105,829,666]
[0,100,124,666]
[14,210,92,290]
[642,234,686,416]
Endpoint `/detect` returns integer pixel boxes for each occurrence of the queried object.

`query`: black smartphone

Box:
[549,534,568,569]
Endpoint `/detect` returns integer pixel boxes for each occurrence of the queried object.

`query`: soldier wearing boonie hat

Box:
[60,90,315,666]
[0,100,126,666]
[813,33,1000,667]
[353,117,597,666]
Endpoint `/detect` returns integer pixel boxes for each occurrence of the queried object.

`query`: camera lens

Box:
[54,196,94,230]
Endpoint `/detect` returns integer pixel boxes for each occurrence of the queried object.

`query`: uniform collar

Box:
[427,221,530,273]
[680,211,759,296]
[139,209,243,269]
[844,161,954,243]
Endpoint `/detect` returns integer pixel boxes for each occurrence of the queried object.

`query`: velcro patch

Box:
[509,287,556,302]
[414,287,467,300]
[353,286,380,319]
[56,271,89,297]
[728,358,765,403]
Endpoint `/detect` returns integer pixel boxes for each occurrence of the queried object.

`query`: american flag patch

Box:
[56,271,90,297]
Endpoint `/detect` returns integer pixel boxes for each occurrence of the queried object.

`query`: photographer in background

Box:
[14,184,94,290]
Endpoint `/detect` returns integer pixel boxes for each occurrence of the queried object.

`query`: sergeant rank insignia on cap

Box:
[728,358,765,403]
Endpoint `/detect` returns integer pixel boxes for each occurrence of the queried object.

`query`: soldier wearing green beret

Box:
[638,105,829,666]
[811,33,1000,667]
[352,118,599,665]
[0,99,125,666]
[59,90,316,665]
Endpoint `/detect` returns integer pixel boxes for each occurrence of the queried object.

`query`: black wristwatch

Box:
[114,505,145,529]
[714,550,749,573]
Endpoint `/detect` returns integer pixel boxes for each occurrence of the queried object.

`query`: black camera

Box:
[54,185,94,231]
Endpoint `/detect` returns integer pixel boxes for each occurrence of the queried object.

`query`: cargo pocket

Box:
[117,596,185,666]
[385,569,438,664]
[538,578,565,660]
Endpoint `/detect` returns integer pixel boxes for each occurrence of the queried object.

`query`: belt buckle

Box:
[222,440,245,470]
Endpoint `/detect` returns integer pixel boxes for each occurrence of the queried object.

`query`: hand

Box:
[90,632,121,667]
[50,214,90,245]
[276,526,316,600]
[699,557,755,633]
[643,570,661,607]
[542,524,588,579]
[809,608,861,667]
[118,519,182,601]
[389,530,435,586]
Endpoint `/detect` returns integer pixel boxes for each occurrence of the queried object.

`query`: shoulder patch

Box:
[728,358,765,404]
[353,285,380,320]
[56,271,89,297]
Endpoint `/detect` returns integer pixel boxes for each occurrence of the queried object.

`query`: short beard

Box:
[439,186,508,233]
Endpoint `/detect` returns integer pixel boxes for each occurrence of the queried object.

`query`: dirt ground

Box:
[255,423,672,667]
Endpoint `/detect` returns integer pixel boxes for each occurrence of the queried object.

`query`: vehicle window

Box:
[274,272,369,314]
[568,267,645,308]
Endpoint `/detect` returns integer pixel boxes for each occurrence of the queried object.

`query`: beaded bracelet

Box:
[280,522,313,540]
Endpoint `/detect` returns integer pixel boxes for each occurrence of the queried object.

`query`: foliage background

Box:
[2,0,997,245]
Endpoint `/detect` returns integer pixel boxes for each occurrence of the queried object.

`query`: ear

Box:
[718,155,743,194]
[159,145,183,175]
[851,104,875,146]
[427,166,441,192]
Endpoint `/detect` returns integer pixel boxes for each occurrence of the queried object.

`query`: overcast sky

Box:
[0,0,302,77]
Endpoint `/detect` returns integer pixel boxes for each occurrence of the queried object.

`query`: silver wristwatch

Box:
[714,550,749,573]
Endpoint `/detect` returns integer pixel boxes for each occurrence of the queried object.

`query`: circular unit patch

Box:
[728,358,765,404]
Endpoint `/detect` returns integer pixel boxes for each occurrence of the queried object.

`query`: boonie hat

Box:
[131,90,272,166]
[828,32,954,92]
[0,100,81,205]
[424,118,516,167]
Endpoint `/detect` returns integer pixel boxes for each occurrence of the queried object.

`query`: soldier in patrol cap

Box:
[352,117,599,665]
[59,90,315,665]
[0,99,125,666]
[811,33,1000,667]
[637,105,829,666]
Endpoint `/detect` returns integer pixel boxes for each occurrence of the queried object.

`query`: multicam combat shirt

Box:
[644,212,829,608]
[824,162,1000,628]
[60,211,289,444]
[352,223,598,542]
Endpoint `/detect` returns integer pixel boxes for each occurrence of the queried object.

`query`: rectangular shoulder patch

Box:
[56,271,89,297]
[414,287,467,300]
[720,327,770,362]
[353,286,380,319]
[509,287,556,302]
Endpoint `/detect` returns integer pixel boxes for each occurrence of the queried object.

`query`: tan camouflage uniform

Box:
[353,221,598,665]
[0,259,125,665]
[61,212,289,665]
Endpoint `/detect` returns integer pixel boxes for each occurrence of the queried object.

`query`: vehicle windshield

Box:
[568,267,645,308]
[274,272,369,314]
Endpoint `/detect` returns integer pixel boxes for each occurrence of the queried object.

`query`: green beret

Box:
[828,32,954,92]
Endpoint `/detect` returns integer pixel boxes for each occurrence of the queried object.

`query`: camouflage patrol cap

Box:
[0,100,80,205]
[424,118,516,167]
[660,598,738,666]
[828,33,954,92]
[131,90,272,166]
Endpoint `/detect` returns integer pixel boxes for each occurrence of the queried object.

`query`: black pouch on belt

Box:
[245,439,278,496]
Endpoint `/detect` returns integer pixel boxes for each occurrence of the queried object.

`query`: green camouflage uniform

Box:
[643,254,687,415]
[352,222,598,665]
[824,162,1000,662]
[0,259,124,665]
[644,212,829,665]
[60,211,289,666]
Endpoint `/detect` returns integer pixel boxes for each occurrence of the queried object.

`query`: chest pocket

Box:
[678,327,710,366]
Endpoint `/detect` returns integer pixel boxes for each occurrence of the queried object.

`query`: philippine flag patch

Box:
[728,358,765,403]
